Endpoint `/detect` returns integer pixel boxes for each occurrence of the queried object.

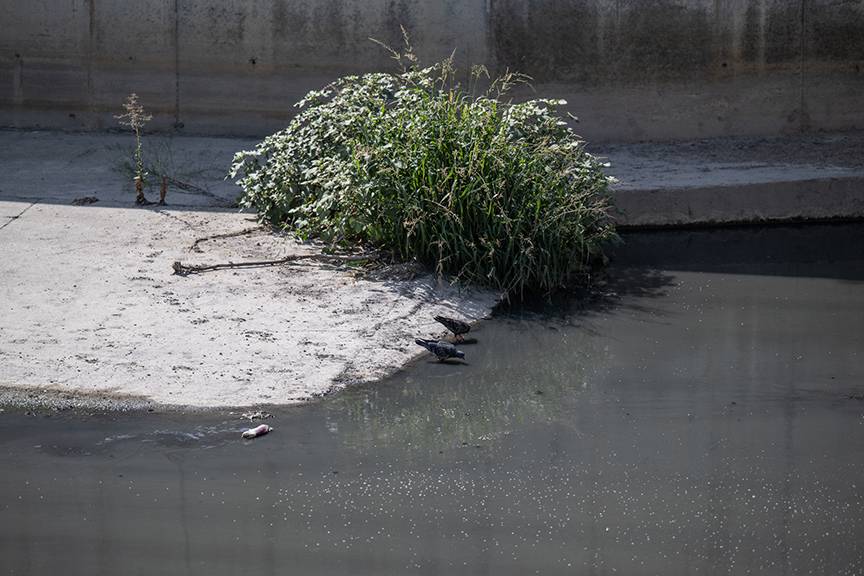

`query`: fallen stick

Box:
[190,227,263,252]
[172,252,379,276]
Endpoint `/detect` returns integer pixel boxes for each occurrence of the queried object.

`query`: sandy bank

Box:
[0,202,498,408]
[0,131,499,408]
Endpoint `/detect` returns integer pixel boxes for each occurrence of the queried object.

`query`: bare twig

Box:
[172,252,380,276]
[189,227,263,252]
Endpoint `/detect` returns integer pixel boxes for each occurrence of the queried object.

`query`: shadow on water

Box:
[324,264,678,453]
[2,223,864,575]
[499,265,677,323]
[614,222,864,281]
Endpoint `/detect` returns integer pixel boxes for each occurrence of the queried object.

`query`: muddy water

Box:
[2,224,863,575]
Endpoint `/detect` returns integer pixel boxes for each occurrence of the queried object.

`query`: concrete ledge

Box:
[2,128,863,227]
[614,176,864,228]
[598,130,864,228]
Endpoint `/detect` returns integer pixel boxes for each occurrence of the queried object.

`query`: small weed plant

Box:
[231,39,616,296]
[115,93,152,186]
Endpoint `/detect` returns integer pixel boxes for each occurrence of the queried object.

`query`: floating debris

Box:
[242,424,273,439]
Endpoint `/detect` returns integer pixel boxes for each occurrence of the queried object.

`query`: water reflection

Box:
[324,266,677,452]
[1,224,864,575]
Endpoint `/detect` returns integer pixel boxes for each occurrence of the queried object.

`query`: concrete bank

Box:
[0,130,499,408]
[0,128,862,408]
[602,131,864,227]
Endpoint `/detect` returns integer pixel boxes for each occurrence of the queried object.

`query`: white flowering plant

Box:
[231,44,616,296]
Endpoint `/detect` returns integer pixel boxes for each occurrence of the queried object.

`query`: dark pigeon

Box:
[415,338,465,362]
[434,315,471,341]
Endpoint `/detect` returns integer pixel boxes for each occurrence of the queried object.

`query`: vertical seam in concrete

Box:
[87,0,96,126]
[174,0,181,128]
[13,57,23,106]
[799,0,807,132]
[484,0,495,73]
[758,0,766,69]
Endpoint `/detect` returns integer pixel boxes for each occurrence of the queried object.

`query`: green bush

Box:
[230,46,616,296]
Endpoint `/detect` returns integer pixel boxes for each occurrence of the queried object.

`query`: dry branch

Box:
[190,227,263,252]
[172,252,380,276]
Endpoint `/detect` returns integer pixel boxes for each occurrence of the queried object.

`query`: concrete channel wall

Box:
[1,0,862,141]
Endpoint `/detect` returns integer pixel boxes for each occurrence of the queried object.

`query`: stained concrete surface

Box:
[2,0,863,141]
[1,224,862,575]
[1,128,862,219]
[0,130,252,207]
[598,130,864,226]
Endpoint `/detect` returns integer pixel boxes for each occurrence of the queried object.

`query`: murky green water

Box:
[2,224,863,575]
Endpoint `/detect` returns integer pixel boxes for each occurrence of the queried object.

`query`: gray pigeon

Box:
[415,338,465,362]
[434,315,471,341]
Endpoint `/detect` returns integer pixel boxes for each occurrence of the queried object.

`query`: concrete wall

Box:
[1,0,862,141]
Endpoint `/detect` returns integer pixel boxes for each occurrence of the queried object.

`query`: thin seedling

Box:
[115,93,152,204]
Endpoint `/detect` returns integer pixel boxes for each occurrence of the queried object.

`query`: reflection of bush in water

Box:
[325,329,611,451]
[324,267,673,452]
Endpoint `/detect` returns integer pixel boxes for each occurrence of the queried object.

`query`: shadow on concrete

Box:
[0,130,257,212]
